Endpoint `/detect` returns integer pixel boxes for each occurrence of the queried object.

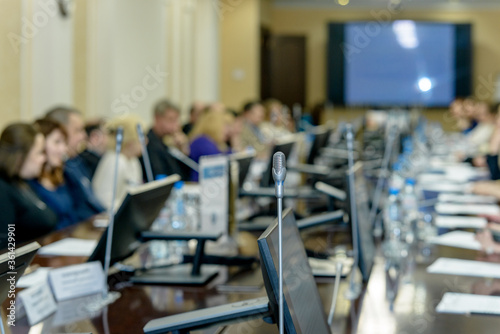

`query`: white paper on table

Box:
[436,292,500,315]
[427,258,500,278]
[420,183,470,193]
[435,203,500,215]
[17,267,51,288]
[445,167,489,182]
[428,231,482,250]
[418,173,447,184]
[438,193,497,204]
[38,238,97,257]
[434,215,487,229]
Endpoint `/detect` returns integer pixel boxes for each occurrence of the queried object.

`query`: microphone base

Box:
[85,291,121,313]
[343,284,362,301]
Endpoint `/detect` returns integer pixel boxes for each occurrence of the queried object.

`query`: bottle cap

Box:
[388,187,399,195]
[405,178,416,186]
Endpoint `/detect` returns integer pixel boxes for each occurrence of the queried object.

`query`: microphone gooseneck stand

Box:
[137,123,154,183]
[272,151,287,334]
[87,127,124,312]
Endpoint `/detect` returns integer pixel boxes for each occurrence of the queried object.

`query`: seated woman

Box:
[92,114,144,210]
[0,123,58,249]
[189,109,234,181]
[29,119,103,230]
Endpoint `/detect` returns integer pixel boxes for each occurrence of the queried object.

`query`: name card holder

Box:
[17,282,57,326]
[48,262,105,302]
[200,155,229,236]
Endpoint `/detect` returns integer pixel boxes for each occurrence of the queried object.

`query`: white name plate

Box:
[17,282,57,326]
[48,262,105,301]
[200,155,228,236]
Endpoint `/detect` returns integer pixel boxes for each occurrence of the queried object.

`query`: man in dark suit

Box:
[142,99,190,181]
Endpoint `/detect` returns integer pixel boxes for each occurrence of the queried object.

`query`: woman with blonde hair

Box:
[188,109,234,181]
[92,114,144,210]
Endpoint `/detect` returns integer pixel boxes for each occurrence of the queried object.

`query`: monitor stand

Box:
[133,231,222,285]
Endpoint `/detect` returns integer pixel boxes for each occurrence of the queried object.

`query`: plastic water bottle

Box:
[382,187,406,259]
[169,181,187,262]
[400,178,418,244]
[170,181,186,231]
[149,174,170,265]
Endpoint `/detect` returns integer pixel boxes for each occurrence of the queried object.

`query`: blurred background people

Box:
[144,99,190,180]
[79,118,109,180]
[239,101,268,157]
[182,101,206,135]
[260,98,292,143]
[29,119,103,229]
[188,109,235,181]
[0,123,57,249]
[92,115,144,210]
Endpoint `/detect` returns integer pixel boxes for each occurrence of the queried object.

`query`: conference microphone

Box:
[272,151,286,334]
[87,127,124,312]
[136,123,154,183]
[272,152,286,199]
[168,147,200,172]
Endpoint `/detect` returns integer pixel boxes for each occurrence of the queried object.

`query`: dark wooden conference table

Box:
[3,220,500,334]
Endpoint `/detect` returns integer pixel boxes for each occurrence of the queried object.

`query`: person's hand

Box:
[475,229,499,254]
[471,181,500,197]
[473,155,487,167]
[173,131,189,155]
[480,214,500,224]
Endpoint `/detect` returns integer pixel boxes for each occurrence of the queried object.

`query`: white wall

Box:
[21,0,74,120]
[87,0,220,125]
[87,0,167,124]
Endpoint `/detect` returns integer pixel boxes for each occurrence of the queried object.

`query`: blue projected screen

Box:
[344,21,455,107]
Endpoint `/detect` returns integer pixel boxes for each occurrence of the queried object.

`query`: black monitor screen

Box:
[258,208,331,334]
[346,162,375,281]
[0,242,39,303]
[88,175,179,266]
[230,151,256,187]
[307,127,332,165]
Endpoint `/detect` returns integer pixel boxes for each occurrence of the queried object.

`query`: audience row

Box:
[0,98,295,248]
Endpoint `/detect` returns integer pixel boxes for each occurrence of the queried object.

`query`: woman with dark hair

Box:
[0,123,57,249]
[29,119,103,230]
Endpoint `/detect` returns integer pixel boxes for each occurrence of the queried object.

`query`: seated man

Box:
[143,99,190,181]
[79,119,108,180]
[239,101,269,158]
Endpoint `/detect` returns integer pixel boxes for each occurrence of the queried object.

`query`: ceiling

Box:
[273,0,500,10]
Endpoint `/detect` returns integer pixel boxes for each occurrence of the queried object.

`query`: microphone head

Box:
[115,126,124,152]
[272,151,287,183]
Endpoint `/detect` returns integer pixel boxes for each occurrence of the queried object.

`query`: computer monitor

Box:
[88,175,179,266]
[0,242,40,303]
[230,150,256,188]
[258,208,331,334]
[260,136,296,188]
[307,127,332,165]
[346,162,375,282]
